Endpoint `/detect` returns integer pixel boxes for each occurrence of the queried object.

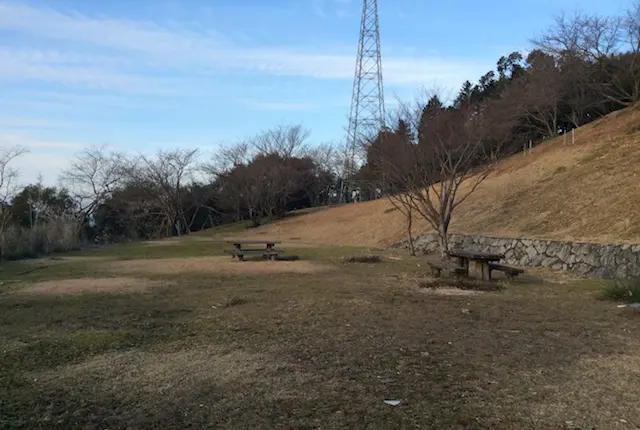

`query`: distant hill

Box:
[243,105,640,247]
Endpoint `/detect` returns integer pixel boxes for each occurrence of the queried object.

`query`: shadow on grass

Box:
[0,291,193,373]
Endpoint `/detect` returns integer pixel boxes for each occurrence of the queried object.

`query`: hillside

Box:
[242,106,640,247]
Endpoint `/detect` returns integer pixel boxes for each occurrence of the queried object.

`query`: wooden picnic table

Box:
[224,240,283,261]
[226,239,280,249]
[446,249,504,281]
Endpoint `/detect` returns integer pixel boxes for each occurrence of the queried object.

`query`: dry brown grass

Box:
[20,277,168,295]
[2,244,640,429]
[526,351,640,427]
[252,106,640,247]
[105,256,334,276]
[31,347,270,397]
[420,287,483,296]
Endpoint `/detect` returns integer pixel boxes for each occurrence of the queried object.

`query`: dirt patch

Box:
[20,277,169,295]
[105,256,333,276]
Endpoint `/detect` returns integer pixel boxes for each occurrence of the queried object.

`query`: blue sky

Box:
[0,0,630,185]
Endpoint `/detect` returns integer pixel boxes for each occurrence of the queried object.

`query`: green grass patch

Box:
[599,278,640,303]
[87,240,227,260]
[0,260,101,284]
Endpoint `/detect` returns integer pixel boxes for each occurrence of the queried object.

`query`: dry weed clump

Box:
[344,255,382,264]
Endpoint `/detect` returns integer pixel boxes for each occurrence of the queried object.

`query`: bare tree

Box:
[0,146,27,202]
[202,143,257,223]
[0,146,28,261]
[378,94,513,257]
[251,124,310,157]
[123,148,199,237]
[365,119,418,254]
[59,145,125,218]
[535,6,640,107]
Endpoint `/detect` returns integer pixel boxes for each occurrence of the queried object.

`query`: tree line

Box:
[0,124,347,260]
[1,3,639,260]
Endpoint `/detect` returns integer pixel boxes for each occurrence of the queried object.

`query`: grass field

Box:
[2,237,639,429]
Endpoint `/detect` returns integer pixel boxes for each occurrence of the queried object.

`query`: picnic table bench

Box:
[487,262,524,280]
[224,240,284,261]
[426,260,468,278]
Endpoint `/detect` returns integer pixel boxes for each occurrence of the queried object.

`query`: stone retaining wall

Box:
[399,234,640,279]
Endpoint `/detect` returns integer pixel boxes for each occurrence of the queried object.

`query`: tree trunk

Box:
[250,213,262,228]
[407,210,416,256]
[437,224,449,260]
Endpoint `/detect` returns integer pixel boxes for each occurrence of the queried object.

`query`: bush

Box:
[344,255,382,264]
[600,278,640,303]
[1,214,83,261]
[222,296,248,308]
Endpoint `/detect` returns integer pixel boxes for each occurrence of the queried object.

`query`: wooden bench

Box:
[426,260,468,278]
[487,263,524,280]
[224,248,284,261]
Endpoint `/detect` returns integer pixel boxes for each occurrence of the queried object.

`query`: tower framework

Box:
[342,0,385,202]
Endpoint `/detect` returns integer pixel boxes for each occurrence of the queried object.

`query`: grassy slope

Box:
[242,106,640,247]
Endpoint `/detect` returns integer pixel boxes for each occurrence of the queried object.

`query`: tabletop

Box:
[447,249,504,261]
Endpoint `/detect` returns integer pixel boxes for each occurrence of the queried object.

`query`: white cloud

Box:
[0,48,180,94]
[0,131,85,151]
[0,1,492,91]
[0,117,69,128]
[0,131,89,186]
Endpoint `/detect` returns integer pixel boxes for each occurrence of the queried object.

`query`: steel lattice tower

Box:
[342,0,385,202]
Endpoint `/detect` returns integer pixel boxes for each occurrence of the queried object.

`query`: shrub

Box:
[1,214,83,261]
[344,255,382,264]
[600,278,640,303]
[222,296,248,308]
[276,255,300,261]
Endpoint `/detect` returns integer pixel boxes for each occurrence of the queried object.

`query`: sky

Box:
[0,0,631,186]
